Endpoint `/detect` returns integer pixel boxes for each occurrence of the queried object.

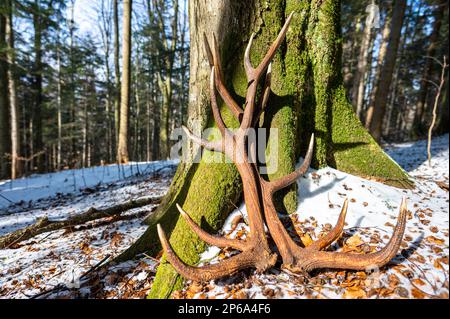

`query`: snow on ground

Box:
[0,161,177,299]
[0,135,448,299]
[0,160,177,211]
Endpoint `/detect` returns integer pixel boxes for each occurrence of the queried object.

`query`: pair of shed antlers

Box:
[157,13,407,282]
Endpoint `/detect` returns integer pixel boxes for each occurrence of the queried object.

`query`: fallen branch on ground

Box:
[0,196,162,249]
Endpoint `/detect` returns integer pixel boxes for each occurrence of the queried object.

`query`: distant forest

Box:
[0,0,448,180]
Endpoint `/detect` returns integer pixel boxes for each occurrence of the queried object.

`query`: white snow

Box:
[0,160,177,299]
[0,160,177,210]
[189,134,449,299]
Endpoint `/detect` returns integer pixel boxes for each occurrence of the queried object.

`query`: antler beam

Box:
[157,12,407,283]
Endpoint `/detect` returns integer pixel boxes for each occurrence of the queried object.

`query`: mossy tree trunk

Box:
[116,0,413,299]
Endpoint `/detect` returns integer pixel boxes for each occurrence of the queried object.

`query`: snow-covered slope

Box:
[0,160,177,210]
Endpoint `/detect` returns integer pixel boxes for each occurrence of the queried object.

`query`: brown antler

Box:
[157,11,407,283]
[155,14,294,281]
[259,136,408,273]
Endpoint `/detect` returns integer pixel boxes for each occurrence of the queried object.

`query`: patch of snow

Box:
[0,160,178,210]
[186,134,449,299]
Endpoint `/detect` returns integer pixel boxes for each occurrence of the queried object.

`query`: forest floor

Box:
[0,135,448,299]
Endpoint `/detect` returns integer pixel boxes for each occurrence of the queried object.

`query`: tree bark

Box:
[367,4,391,124]
[99,0,113,163]
[352,6,375,119]
[117,0,132,164]
[0,9,10,179]
[365,0,407,142]
[32,0,44,172]
[117,0,413,299]
[113,0,121,154]
[152,0,179,159]
[68,1,76,166]
[5,0,20,179]
[56,32,62,170]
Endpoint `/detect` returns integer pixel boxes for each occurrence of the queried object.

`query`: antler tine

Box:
[204,33,243,121]
[308,198,348,251]
[267,133,314,193]
[252,63,272,127]
[176,204,247,251]
[182,125,224,153]
[261,62,272,110]
[294,198,408,272]
[210,67,229,137]
[203,33,214,67]
[158,57,279,282]
[207,34,244,122]
[257,12,294,75]
[157,224,259,282]
[240,13,294,130]
[244,33,256,78]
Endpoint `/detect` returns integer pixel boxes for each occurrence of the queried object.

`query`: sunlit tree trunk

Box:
[117,0,132,163]
[113,0,121,155]
[56,32,62,170]
[4,0,20,178]
[99,0,113,163]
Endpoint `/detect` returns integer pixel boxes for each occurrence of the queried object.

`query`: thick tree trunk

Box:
[0,11,10,179]
[117,0,132,164]
[117,0,412,299]
[365,0,407,142]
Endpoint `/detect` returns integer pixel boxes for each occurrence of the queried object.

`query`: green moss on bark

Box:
[299,0,413,188]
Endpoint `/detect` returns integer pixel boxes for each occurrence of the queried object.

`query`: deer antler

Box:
[157,11,407,283]
[259,136,408,273]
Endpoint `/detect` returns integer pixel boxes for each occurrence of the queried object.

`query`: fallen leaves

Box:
[300,233,314,247]
[425,236,445,245]
[343,286,366,299]
[79,242,92,254]
[411,287,427,299]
